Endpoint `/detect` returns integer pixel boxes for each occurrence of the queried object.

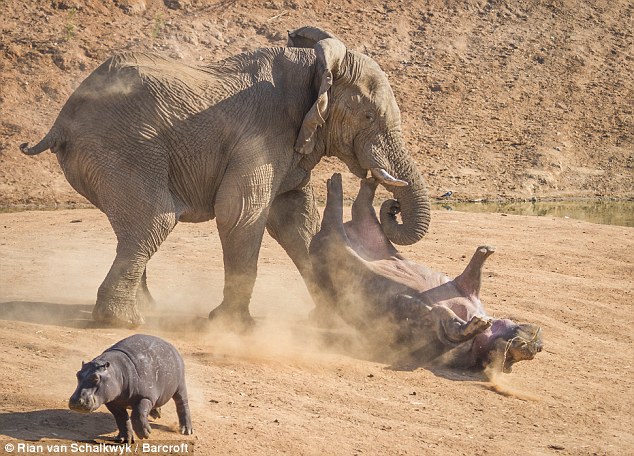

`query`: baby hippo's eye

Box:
[91,374,100,385]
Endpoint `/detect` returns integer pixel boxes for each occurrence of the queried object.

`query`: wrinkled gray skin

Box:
[20,26,430,328]
[69,334,193,442]
[310,174,543,372]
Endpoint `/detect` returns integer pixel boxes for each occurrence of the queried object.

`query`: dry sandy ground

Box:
[0,207,632,455]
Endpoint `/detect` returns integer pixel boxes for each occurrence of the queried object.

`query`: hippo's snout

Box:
[69,391,98,413]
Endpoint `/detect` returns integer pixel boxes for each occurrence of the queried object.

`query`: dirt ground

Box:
[1,1,633,455]
[0,206,632,455]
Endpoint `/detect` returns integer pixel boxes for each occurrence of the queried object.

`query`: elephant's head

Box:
[289,26,430,245]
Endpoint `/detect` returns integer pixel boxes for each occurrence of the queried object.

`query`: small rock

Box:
[164,0,190,10]
[115,0,147,15]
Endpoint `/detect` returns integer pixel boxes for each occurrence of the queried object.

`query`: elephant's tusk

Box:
[370,168,409,187]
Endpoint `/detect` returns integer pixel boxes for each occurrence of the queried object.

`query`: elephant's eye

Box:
[364,111,376,123]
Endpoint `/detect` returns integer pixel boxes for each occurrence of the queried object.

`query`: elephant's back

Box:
[59,52,215,124]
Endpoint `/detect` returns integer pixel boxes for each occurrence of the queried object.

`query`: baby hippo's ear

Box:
[81,361,85,367]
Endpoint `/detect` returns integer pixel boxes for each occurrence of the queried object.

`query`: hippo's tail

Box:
[20,127,61,156]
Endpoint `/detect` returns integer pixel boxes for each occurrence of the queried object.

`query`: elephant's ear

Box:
[287,26,340,48]
[294,38,346,155]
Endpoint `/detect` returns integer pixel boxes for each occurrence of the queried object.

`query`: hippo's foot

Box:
[208,303,255,333]
[463,315,493,339]
[131,417,151,440]
[149,407,161,420]
[180,424,194,435]
[93,300,145,328]
[114,432,133,444]
[439,312,492,344]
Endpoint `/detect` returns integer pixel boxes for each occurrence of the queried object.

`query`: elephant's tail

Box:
[20,127,61,156]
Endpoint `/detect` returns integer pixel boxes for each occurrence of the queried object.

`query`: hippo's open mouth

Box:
[499,327,543,373]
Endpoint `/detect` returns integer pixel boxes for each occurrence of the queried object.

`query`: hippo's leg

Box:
[173,384,193,435]
[427,306,492,344]
[321,173,346,237]
[149,406,161,420]
[306,173,348,326]
[131,398,153,439]
[106,403,134,443]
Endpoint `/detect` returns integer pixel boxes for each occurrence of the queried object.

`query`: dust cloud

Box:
[482,362,542,402]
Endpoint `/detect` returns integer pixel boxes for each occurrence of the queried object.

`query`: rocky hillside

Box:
[1,0,632,206]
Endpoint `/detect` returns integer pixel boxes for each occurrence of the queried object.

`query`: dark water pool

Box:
[2,201,633,227]
[433,200,634,227]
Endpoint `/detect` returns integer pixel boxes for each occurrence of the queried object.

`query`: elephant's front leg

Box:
[266,183,340,325]
[266,184,320,281]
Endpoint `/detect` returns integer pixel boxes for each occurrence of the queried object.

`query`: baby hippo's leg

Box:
[106,403,134,443]
[427,306,492,344]
[173,384,193,435]
[131,398,153,439]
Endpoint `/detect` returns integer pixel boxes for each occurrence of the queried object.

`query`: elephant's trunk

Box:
[377,153,431,246]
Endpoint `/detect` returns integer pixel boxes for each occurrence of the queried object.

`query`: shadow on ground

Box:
[0,301,95,329]
[0,301,211,331]
[0,409,115,442]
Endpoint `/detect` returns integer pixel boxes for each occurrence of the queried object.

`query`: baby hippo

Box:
[69,334,193,442]
[309,174,543,372]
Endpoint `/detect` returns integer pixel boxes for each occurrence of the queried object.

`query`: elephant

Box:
[309,174,543,372]
[19,26,431,328]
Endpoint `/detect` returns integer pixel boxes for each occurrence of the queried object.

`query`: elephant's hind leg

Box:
[210,166,275,331]
[93,208,177,327]
[137,268,156,310]
[209,216,267,331]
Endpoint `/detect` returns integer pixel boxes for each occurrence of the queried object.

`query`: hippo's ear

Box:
[81,361,85,367]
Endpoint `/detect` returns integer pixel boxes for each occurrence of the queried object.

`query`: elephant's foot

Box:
[308,304,345,329]
[136,287,157,311]
[93,299,145,328]
[208,303,255,333]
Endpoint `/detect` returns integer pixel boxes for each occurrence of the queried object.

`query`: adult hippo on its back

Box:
[309,174,543,372]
